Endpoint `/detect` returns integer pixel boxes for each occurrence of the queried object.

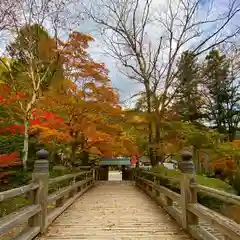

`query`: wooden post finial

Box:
[34,149,49,173]
[180,150,195,174]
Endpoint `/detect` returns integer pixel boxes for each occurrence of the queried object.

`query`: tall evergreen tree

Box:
[203,49,240,141]
[174,51,202,122]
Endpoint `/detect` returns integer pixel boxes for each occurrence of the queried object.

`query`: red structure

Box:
[131,155,137,166]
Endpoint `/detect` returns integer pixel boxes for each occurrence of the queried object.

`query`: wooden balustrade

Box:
[2,148,240,240]
[135,151,240,240]
[0,149,97,240]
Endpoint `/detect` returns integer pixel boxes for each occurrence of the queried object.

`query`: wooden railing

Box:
[135,151,240,240]
[0,150,96,240]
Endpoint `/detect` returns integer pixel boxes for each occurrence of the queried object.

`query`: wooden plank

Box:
[165,206,182,225]
[188,225,203,240]
[47,179,89,204]
[136,176,154,186]
[0,183,39,202]
[198,226,219,240]
[188,203,240,240]
[48,185,75,204]
[49,172,89,185]
[49,173,77,185]
[47,183,93,227]
[137,176,180,202]
[38,180,192,240]
[13,226,40,240]
[156,185,181,202]
[0,205,41,236]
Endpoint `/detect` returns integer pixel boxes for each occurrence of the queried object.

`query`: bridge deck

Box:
[38,180,192,239]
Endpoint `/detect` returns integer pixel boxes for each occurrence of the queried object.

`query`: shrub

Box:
[231,171,240,195]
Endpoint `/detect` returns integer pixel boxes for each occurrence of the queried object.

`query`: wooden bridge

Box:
[1,151,240,240]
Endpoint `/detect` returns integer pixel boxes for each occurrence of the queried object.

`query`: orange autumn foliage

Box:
[210,140,240,175]
[30,109,70,143]
[231,140,240,148]
[210,157,237,175]
[34,31,137,157]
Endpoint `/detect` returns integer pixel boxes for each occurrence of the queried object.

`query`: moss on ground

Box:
[0,196,30,217]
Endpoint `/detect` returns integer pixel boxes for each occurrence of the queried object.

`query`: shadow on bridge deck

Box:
[37,180,192,240]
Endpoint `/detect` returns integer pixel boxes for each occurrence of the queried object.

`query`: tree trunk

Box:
[145,84,154,166]
[148,122,155,166]
[22,120,29,170]
[82,150,89,166]
[193,147,199,174]
[71,144,77,164]
[204,152,210,175]
[228,127,236,142]
[154,120,162,166]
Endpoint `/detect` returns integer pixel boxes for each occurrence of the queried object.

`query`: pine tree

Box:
[175,50,202,122]
[203,49,240,141]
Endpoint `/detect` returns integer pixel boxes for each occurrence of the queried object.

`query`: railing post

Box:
[179,150,198,230]
[92,167,95,183]
[95,167,99,181]
[153,176,157,197]
[69,175,76,198]
[29,149,49,234]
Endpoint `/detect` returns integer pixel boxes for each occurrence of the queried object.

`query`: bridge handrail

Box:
[192,184,240,207]
[48,171,89,185]
[0,157,96,240]
[0,183,39,202]
[135,155,240,240]
[139,170,180,184]
[139,169,240,206]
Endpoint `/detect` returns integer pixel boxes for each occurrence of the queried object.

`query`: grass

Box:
[151,164,236,193]
[0,196,30,217]
[148,164,238,215]
[196,175,236,194]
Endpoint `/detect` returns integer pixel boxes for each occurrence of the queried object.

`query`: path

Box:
[108,170,122,181]
[38,182,192,240]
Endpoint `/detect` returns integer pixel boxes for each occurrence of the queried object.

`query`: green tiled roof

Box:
[127,166,152,169]
[99,157,131,166]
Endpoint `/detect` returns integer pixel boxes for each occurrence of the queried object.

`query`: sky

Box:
[78,20,143,106]
[76,0,240,106]
[1,0,239,106]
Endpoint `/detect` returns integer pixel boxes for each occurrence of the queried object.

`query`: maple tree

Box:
[0,152,22,183]
[208,140,240,179]
[0,24,63,168]
[0,30,138,169]
[31,31,137,165]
